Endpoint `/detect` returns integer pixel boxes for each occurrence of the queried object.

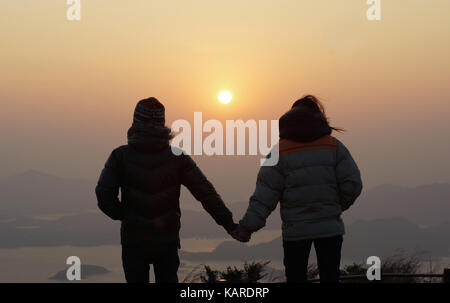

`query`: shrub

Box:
[197,261,270,283]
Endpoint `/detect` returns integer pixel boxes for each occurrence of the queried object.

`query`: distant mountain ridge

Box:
[2,170,449,226]
[180,217,450,261]
[0,170,95,218]
[344,183,450,226]
[0,170,449,260]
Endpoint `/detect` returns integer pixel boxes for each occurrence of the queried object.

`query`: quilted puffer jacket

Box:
[239,107,362,241]
[96,123,236,249]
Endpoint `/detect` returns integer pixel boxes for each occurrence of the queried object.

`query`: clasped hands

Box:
[230,225,252,243]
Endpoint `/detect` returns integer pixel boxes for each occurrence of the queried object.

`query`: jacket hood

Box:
[127,123,172,152]
[279,107,332,142]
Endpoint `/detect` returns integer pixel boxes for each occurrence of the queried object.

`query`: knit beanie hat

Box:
[133,97,165,126]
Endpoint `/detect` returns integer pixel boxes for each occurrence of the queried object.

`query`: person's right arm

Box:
[336,140,363,211]
[95,149,124,220]
[239,163,284,233]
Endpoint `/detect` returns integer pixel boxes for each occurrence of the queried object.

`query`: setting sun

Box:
[218,91,232,104]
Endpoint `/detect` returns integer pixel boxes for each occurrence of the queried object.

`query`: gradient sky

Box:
[1,1,450,204]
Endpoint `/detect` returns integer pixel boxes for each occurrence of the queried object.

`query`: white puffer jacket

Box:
[239,135,362,241]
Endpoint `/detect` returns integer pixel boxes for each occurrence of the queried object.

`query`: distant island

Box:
[49,264,110,281]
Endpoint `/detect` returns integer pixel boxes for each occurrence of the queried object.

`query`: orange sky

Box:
[1,1,450,202]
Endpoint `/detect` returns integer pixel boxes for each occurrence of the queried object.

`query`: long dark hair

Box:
[279,95,343,142]
[291,95,344,132]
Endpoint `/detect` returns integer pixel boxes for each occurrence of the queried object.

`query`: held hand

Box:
[230,225,252,243]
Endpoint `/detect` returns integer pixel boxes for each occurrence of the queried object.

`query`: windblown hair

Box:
[291,95,343,132]
[279,95,343,142]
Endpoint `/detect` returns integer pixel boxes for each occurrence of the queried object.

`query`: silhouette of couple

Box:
[96,96,362,283]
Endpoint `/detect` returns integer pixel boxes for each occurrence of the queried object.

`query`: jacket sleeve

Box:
[239,164,284,233]
[336,140,363,211]
[95,149,125,220]
[180,155,236,233]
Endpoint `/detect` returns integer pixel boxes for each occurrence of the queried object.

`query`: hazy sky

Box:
[1,1,450,203]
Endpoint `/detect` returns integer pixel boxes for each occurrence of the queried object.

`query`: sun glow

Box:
[218,91,232,104]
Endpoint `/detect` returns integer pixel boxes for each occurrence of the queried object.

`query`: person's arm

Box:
[239,163,284,233]
[336,140,363,211]
[181,155,236,233]
[95,149,124,220]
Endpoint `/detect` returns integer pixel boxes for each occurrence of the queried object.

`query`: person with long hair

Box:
[233,95,363,283]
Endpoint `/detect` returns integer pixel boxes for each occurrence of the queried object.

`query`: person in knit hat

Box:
[96,97,237,283]
[132,97,166,126]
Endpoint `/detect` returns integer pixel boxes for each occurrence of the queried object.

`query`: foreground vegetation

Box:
[183,257,445,283]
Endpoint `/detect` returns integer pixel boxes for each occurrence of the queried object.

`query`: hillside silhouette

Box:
[0,171,449,261]
[180,217,450,261]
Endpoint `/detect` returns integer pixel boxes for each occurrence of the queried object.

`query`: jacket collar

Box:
[127,123,172,152]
